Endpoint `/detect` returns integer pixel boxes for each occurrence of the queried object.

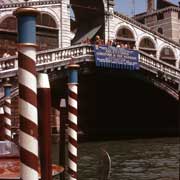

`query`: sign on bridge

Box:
[94,45,139,70]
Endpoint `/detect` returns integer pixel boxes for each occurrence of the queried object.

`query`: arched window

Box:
[160,47,176,66]
[139,37,156,56]
[37,13,57,28]
[0,16,17,30]
[116,27,135,49]
[158,28,163,34]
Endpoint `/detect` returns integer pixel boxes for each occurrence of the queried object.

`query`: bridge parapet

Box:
[0,44,180,83]
[139,50,180,83]
[0,44,94,79]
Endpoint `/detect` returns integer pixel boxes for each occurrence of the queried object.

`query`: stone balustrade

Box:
[139,50,180,83]
[0,44,180,83]
[0,44,94,79]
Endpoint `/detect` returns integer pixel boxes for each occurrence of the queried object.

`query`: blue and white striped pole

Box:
[67,64,80,180]
[3,81,12,141]
[14,7,39,180]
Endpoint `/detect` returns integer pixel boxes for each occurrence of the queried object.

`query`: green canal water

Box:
[52,137,179,180]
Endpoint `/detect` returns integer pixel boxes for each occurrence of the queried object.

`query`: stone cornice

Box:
[0,0,61,10]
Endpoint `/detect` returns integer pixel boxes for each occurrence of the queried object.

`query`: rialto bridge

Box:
[0,0,179,137]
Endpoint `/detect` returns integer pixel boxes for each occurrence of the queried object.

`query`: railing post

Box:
[14,7,39,180]
[3,80,12,141]
[67,63,80,180]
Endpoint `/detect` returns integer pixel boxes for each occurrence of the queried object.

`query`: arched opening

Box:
[78,69,178,138]
[116,27,135,49]
[36,13,59,51]
[70,0,105,45]
[0,16,17,57]
[0,13,59,57]
[160,47,176,66]
[139,37,156,57]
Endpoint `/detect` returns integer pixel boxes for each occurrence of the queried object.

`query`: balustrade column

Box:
[14,7,39,180]
[3,81,12,141]
[67,64,80,180]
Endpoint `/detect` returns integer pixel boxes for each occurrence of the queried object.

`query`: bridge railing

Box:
[0,44,180,82]
[139,50,180,83]
[0,44,94,78]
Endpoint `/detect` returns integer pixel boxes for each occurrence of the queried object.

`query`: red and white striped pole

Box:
[0,107,4,140]
[67,64,80,180]
[3,81,12,141]
[14,7,39,180]
[37,73,52,180]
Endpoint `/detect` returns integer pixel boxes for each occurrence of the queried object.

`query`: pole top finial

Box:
[67,64,80,69]
[13,6,40,17]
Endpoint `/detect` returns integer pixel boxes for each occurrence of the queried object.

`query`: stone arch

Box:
[0,16,16,30]
[114,24,137,48]
[0,11,14,24]
[37,8,60,28]
[158,45,177,66]
[37,12,57,28]
[138,35,157,56]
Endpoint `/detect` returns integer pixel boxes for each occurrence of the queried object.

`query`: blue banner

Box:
[94,45,139,70]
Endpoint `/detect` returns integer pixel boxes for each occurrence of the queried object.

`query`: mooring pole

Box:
[59,98,67,180]
[67,64,80,180]
[3,81,12,141]
[14,7,39,180]
[37,73,52,180]
[0,107,4,140]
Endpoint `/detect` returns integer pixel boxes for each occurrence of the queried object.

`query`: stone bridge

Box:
[0,44,180,100]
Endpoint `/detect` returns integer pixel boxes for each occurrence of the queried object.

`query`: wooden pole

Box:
[67,64,80,180]
[3,82,12,141]
[14,7,39,180]
[59,98,67,180]
[37,73,52,180]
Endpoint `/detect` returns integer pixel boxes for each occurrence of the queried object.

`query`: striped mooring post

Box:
[3,81,12,141]
[67,64,80,180]
[37,73,52,180]
[14,7,39,180]
[0,107,4,140]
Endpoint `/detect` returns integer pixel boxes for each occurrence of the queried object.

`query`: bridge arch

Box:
[137,36,157,56]
[115,25,136,48]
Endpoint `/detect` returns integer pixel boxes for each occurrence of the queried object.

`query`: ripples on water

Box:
[52,137,179,180]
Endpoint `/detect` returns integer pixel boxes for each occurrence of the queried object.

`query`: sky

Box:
[114,0,179,16]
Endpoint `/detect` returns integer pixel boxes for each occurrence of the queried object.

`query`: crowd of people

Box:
[81,35,136,49]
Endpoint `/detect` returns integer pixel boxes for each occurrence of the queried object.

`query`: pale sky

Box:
[114,0,179,16]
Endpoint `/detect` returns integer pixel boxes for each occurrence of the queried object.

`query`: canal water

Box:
[52,137,179,180]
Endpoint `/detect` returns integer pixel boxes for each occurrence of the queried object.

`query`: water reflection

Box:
[53,137,179,180]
